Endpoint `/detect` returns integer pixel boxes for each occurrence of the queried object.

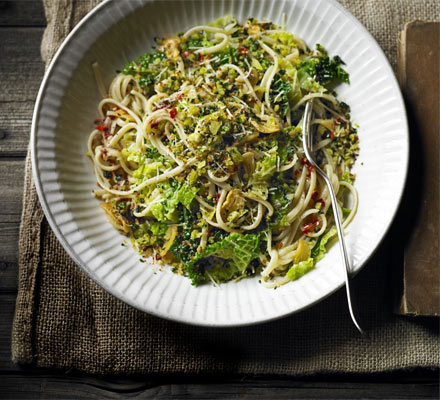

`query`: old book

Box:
[395,21,439,316]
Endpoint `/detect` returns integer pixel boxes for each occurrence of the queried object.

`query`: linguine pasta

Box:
[87,16,359,287]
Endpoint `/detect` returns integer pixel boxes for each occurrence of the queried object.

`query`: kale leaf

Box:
[122,51,167,92]
[299,51,349,87]
[270,73,292,117]
[315,56,349,85]
[170,206,199,264]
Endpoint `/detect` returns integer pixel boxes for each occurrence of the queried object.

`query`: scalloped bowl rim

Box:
[31,0,409,327]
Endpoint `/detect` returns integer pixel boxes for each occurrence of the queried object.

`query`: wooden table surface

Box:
[0,1,438,398]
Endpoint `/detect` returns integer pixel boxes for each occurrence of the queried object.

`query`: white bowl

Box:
[32,0,408,326]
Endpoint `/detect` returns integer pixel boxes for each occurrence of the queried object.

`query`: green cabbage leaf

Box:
[286,257,315,281]
[311,226,337,262]
[248,147,277,200]
[186,233,262,285]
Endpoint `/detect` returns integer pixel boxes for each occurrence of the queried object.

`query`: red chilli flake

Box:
[238,47,249,55]
[216,193,221,201]
[301,219,320,235]
[312,192,326,208]
[96,124,107,132]
[301,157,309,166]
[169,108,177,119]
[150,121,159,129]
[301,157,315,177]
[198,53,204,62]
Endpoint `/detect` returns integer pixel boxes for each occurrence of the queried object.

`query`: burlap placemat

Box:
[11,0,439,376]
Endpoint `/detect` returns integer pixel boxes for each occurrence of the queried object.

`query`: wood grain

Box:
[0,27,45,157]
[0,374,437,399]
[0,0,46,26]
[0,159,24,290]
[0,294,20,371]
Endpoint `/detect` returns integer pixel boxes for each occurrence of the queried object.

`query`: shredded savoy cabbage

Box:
[88,16,359,287]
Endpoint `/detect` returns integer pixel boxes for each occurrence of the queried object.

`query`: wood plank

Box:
[0,159,24,216]
[0,101,35,157]
[0,159,25,290]
[0,28,44,102]
[0,294,20,371]
[0,373,437,399]
[0,27,45,157]
[0,239,19,290]
[0,0,46,26]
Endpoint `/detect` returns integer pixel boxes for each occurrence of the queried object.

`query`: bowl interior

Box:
[33,0,408,326]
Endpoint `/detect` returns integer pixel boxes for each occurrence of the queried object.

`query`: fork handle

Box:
[303,99,365,336]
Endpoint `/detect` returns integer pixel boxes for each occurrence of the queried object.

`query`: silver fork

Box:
[302,99,365,336]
